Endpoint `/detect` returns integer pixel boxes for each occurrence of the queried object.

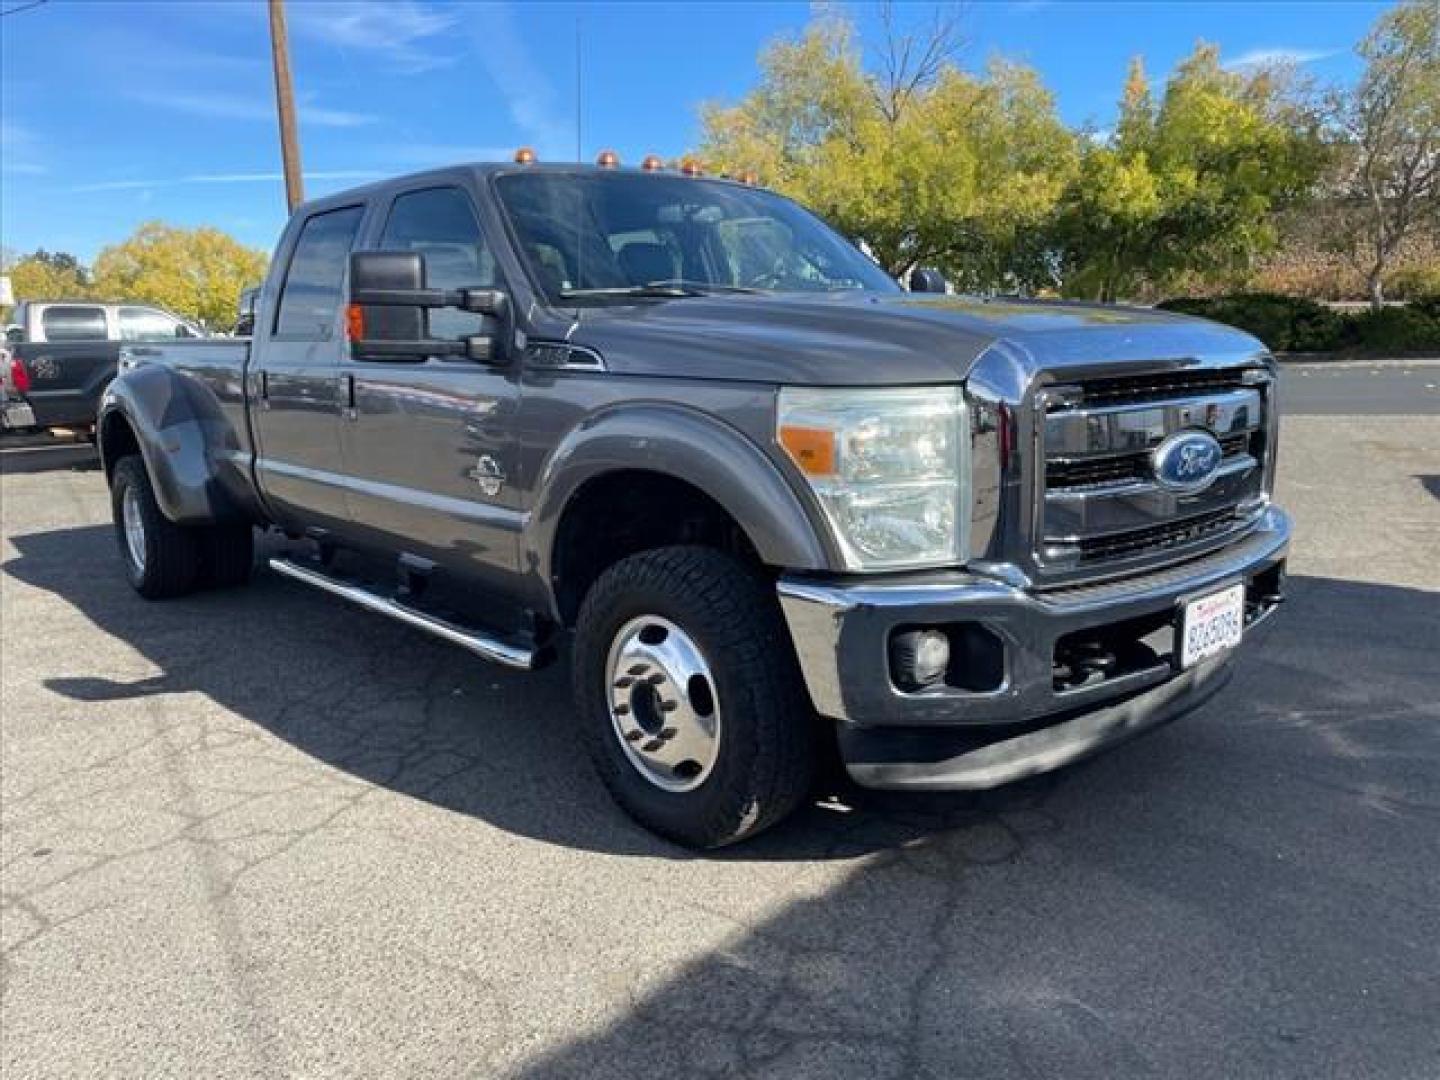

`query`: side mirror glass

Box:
[908,267,948,294]
[347,251,510,365]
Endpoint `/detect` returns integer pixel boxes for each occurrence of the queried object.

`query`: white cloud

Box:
[289,1,460,74]
[469,4,573,158]
[71,171,384,193]
[127,91,376,129]
[380,143,516,167]
[1,119,46,175]
[1223,47,1340,71]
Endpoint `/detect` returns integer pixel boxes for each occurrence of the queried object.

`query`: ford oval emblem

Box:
[1151,430,1224,492]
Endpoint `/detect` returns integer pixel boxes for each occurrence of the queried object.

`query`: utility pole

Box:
[268,0,304,213]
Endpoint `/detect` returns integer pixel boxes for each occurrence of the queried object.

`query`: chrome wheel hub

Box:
[605,615,721,792]
[121,487,146,572]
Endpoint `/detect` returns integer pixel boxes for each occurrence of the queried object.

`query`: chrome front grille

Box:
[1075,507,1240,563]
[1047,432,1250,492]
[1060,368,1253,407]
[1034,366,1272,580]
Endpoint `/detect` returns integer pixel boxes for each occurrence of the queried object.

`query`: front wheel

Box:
[572,546,815,848]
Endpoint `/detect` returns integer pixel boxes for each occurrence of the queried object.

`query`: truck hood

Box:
[566,291,1266,386]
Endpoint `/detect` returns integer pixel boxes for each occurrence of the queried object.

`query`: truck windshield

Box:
[494,172,899,303]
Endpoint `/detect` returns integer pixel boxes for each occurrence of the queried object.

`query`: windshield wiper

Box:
[559,280,764,299]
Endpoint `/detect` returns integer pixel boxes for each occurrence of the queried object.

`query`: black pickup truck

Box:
[2,300,203,434]
[96,160,1289,847]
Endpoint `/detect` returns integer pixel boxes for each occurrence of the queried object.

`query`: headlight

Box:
[777,386,968,570]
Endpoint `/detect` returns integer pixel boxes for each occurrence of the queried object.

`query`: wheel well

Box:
[99,413,140,481]
[551,471,764,626]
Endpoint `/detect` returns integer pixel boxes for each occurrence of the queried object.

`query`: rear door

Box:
[19,304,116,427]
[250,203,366,533]
[337,183,523,590]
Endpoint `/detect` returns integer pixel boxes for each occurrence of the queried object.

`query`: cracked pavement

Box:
[2,411,1438,1079]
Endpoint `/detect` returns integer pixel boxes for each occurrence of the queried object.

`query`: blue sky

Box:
[1,0,1389,263]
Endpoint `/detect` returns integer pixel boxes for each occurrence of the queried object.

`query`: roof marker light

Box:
[596,149,620,169]
[679,158,703,177]
[641,154,664,172]
[513,147,537,165]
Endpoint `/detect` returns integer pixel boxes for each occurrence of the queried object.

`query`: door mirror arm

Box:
[347,252,513,366]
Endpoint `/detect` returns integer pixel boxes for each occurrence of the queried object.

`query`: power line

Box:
[0,0,50,17]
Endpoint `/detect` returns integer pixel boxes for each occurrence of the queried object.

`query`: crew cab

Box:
[96,159,1289,847]
[2,300,203,433]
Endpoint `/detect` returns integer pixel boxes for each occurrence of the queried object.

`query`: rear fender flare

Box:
[99,363,243,525]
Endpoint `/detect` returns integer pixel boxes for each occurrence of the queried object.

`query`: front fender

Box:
[99,361,249,525]
[524,402,834,615]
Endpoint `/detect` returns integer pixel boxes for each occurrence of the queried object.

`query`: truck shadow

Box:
[4,525,1438,867]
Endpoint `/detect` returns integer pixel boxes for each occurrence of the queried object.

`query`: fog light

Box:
[890,629,950,691]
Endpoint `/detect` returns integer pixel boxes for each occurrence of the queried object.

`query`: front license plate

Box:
[1179,583,1245,669]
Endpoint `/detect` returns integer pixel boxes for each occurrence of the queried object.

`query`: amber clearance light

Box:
[513,147,537,165]
[345,303,365,342]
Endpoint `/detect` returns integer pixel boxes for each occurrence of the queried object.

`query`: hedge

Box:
[1155,293,1440,353]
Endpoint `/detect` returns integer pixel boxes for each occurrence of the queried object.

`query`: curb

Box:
[1274,353,1440,365]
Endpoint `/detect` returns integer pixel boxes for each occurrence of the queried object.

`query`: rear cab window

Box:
[273,205,366,339]
[40,305,108,342]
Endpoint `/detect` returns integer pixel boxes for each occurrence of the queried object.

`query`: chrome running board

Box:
[268,557,536,670]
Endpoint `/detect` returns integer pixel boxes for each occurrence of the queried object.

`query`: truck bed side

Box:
[98,339,266,525]
[11,340,120,428]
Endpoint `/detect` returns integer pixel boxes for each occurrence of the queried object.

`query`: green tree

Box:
[698,11,1077,290]
[5,248,92,304]
[92,223,268,329]
[1327,0,1439,310]
[1057,44,1328,300]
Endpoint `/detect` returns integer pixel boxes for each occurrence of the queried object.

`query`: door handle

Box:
[341,373,357,421]
[258,369,270,410]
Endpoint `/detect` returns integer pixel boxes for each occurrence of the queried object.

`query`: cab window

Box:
[274,205,365,339]
[118,307,191,341]
[41,305,107,342]
[379,186,497,339]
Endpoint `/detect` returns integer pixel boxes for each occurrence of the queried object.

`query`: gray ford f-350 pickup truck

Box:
[98,161,1289,847]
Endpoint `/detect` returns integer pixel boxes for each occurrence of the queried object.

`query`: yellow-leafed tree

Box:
[92,223,268,330]
[5,250,91,306]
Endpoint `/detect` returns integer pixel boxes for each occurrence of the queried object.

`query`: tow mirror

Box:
[347,251,511,365]
[908,267,948,294]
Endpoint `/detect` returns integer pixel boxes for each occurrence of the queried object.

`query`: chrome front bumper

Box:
[777,506,1291,789]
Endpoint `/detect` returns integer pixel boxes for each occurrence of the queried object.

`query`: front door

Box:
[251,203,365,533]
[337,184,523,593]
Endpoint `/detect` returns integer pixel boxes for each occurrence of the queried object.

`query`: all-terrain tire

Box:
[110,455,201,599]
[572,546,815,848]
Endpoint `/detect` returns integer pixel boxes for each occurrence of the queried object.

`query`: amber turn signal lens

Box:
[778,425,837,476]
[513,147,537,164]
[345,303,364,342]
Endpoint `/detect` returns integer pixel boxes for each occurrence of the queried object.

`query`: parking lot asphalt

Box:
[2,410,1438,1078]
[1281,359,1440,416]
